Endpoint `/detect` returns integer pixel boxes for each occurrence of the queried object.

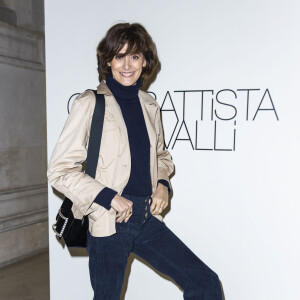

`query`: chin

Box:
[119,79,138,86]
[113,72,140,86]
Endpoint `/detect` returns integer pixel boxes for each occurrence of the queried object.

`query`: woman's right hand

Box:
[111,194,133,223]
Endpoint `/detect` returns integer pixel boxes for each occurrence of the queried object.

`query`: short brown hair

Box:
[96,22,159,89]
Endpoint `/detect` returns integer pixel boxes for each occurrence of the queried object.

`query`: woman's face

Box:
[108,43,146,86]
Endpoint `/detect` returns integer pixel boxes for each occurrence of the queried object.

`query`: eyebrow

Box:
[116,52,141,56]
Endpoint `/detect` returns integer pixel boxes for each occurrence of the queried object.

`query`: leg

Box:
[86,224,133,300]
[132,216,223,300]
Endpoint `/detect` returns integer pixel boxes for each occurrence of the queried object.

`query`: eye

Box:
[115,54,123,60]
[131,55,140,60]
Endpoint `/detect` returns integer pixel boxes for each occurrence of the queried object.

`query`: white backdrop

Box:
[45,1,300,299]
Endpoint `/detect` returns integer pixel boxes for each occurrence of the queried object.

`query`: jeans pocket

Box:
[151,213,165,223]
[114,219,131,239]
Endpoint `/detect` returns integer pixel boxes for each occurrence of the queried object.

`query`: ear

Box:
[107,62,111,67]
[143,60,147,67]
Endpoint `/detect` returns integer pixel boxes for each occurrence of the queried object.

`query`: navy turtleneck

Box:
[93,75,170,210]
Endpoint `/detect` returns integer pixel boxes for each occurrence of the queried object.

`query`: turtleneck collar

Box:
[106,74,142,101]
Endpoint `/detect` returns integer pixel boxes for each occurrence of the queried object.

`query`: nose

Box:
[122,56,131,70]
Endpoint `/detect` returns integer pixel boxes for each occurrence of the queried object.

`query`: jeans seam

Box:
[143,242,193,290]
[164,228,218,283]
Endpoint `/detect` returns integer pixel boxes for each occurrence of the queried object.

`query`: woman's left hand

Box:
[150,183,169,215]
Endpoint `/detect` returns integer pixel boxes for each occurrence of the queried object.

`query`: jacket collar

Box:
[96,80,113,96]
[96,80,158,149]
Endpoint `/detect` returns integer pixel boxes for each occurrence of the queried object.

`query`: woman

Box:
[47,22,223,300]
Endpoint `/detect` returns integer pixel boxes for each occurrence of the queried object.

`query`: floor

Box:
[0,251,50,300]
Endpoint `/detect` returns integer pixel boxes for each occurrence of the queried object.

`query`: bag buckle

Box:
[52,208,69,238]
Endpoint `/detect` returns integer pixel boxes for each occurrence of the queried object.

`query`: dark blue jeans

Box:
[86,193,223,300]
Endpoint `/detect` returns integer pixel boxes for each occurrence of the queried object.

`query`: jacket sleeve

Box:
[47,91,116,216]
[156,104,175,193]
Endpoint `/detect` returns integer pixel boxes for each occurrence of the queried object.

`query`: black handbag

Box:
[52,90,105,248]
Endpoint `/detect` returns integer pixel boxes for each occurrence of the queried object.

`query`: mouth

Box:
[120,72,134,78]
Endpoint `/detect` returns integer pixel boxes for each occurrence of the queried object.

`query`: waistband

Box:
[121,193,152,204]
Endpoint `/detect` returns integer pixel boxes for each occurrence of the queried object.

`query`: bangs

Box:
[113,33,145,58]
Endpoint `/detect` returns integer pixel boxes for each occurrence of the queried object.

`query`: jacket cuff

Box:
[157,179,171,194]
[93,187,118,210]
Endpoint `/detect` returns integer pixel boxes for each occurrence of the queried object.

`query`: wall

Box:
[0,0,48,267]
[45,1,300,299]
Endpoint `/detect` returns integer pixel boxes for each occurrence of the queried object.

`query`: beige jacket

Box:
[47,80,175,237]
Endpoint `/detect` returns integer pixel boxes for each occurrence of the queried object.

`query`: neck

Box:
[106,74,142,100]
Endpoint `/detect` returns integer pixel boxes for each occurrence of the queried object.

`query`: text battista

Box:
[148,89,279,152]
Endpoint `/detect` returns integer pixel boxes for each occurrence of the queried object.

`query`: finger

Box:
[119,208,132,223]
[124,211,132,223]
[150,202,157,213]
[152,202,162,214]
[160,200,168,210]
[116,210,127,222]
[159,203,165,213]
[117,216,125,223]
[122,210,130,222]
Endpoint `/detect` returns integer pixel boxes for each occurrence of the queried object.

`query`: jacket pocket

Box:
[87,202,107,222]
